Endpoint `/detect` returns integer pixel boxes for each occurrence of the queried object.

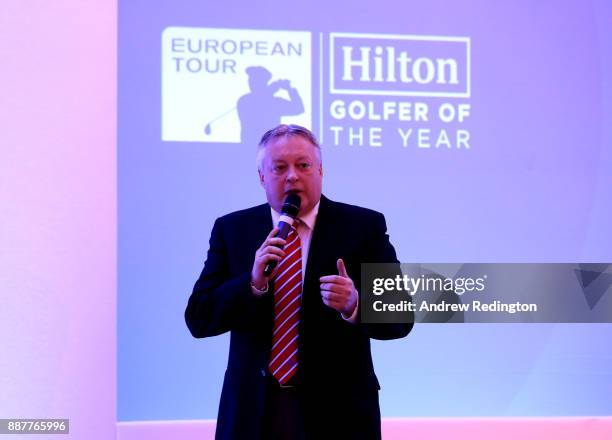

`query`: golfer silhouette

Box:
[236,66,304,146]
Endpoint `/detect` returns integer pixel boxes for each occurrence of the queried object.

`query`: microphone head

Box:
[281,193,301,218]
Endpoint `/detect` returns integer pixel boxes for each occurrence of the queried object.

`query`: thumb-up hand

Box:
[319,258,358,318]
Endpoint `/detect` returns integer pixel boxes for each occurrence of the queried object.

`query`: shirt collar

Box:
[270,199,320,230]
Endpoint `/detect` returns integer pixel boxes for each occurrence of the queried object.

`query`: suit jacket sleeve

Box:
[185,217,266,338]
[357,211,414,340]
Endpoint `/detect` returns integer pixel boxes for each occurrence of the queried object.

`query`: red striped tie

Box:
[269,224,302,385]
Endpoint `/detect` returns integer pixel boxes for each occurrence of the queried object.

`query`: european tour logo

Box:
[162,27,312,145]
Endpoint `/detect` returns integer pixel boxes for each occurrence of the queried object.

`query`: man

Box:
[185,124,413,440]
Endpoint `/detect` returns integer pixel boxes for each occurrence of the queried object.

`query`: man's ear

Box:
[319,164,323,177]
[258,169,265,185]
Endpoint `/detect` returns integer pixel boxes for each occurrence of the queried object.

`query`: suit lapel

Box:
[305,195,336,284]
[248,203,273,252]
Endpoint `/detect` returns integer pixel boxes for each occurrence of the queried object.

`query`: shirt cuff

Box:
[251,281,269,296]
[341,299,359,324]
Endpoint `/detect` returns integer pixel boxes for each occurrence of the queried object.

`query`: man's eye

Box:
[299,163,311,169]
[273,165,286,172]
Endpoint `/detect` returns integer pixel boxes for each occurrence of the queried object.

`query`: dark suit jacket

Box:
[185,195,413,440]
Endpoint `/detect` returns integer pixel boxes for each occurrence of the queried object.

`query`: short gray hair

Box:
[256,124,322,172]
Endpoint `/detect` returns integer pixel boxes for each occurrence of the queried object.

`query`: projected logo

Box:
[162,28,471,150]
[330,33,470,97]
[324,32,471,149]
[162,27,312,145]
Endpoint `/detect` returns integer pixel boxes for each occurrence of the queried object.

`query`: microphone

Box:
[264,193,301,276]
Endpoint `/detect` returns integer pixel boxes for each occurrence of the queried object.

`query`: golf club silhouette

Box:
[204,107,236,135]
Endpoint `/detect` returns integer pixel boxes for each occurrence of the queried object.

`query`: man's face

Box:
[259,135,323,216]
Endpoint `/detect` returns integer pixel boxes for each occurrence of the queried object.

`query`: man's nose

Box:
[286,166,299,181]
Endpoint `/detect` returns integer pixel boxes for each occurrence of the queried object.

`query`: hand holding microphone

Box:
[251,194,301,292]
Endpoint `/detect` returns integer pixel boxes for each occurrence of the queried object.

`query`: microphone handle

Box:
[263,220,293,276]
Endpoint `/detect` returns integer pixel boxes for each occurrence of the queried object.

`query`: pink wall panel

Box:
[0,1,116,438]
[117,418,612,440]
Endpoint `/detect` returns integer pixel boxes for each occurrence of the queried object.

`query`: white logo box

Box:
[162,27,312,143]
